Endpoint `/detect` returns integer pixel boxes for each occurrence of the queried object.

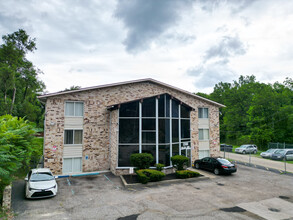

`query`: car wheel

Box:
[253,150,257,154]
[195,163,200,169]
[214,168,220,175]
[242,151,246,154]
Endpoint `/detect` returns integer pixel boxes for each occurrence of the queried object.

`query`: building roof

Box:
[38,78,225,107]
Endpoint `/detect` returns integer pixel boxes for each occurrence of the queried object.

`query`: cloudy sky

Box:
[1,0,292,94]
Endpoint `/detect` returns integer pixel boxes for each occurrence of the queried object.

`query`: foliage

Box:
[0,115,43,204]
[0,29,45,127]
[130,153,153,169]
[196,75,293,149]
[171,155,189,170]
[175,170,200,179]
[136,169,165,184]
[155,163,164,171]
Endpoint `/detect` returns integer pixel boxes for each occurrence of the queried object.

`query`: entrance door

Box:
[181,143,192,167]
[63,157,82,173]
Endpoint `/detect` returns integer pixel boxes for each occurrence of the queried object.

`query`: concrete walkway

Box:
[220,151,293,173]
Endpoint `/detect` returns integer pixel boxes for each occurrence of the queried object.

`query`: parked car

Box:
[194,157,237,175]
[271,149,293,161]
[235,145,257,154]
[260,149,278,158]
[25,168,58,199]
[220,144,233,152]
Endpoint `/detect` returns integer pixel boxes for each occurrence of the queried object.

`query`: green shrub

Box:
[171,155,189,170]
[175,170,200,179]
[136,169,166,184]
[130,153,153,169]
[155,163,164,171]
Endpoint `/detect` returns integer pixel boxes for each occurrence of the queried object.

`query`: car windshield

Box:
[217,158,231,165]
[30,172,54,182]
[266,149,275,153]
[275,150,285,154]
[239,145,248,148]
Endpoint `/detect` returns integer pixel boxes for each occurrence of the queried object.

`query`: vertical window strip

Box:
[139,101,142,153]
[169,99,172,165]
[156,98,159,164]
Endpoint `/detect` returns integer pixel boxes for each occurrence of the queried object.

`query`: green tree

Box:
[0,29,45,126]
[0,115,43,202]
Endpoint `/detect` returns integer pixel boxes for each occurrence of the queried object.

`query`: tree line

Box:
[197,75,293,149]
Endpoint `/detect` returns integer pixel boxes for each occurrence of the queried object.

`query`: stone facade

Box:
[2,184,12,209]
[43,81,222,175]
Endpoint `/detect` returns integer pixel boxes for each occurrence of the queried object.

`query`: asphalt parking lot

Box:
[12,165,293,220]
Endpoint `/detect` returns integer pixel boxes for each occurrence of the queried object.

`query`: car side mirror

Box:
[54,176,58,179]
[24,177,28,181]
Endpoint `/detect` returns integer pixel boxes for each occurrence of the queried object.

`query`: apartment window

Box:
[64,130,83,144]
[198,108,208,118]
[65,101,84,116]
[199,129,209,140]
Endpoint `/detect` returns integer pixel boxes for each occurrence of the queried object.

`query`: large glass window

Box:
[118,94,191,167]
[64,130,83,144]
[119,119,139,143]
[198,108,208,118]
[65,102,84,117]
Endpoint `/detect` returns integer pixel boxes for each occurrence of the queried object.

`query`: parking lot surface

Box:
[12,165,293,220]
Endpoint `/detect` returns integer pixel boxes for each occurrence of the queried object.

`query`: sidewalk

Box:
[220,151,293,173]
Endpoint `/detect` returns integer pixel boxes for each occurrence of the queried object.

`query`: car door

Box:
[286,150,293,161]
[201,157,209,170]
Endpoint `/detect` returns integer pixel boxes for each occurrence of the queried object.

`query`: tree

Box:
[0,115,43,202]
[0,29,45,126]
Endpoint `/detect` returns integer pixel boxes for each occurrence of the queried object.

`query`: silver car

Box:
[235,145,257,154]
[260,149,278,158]
[271,149,293,161]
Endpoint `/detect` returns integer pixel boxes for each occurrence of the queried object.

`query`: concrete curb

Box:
[55,170,110,178]
[120,174,209,188]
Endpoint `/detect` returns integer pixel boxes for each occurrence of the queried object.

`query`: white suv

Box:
[235,145,257,154]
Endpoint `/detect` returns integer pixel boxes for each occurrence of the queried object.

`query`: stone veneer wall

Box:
[44,81,220,175]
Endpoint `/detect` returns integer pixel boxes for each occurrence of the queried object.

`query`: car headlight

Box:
[29,187,38,191]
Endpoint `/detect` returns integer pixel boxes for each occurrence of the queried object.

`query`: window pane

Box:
[74,130,83,144]
[159,119,170,143]
[172,119,179,142]
[142,97,155,117]
[65,102,74,116]
[142,145,156,166]
[142,132,156,143]
[172,100,179,118]
[172,144,179,157]
[158,95,165,117]
[159,145,170,166]
[64,130,73,144]
[142,119,155,131]
[73,158,82,172]
[181,119,190,139]
[120,102,139,117]
[204,129,209,139]
[119,119,139,143]
[199,129,203,140]
[181,105,190,118]
[63,158,72,173]
[75,102,84,116]
[118,145,139,167]
[165,95,170,117]
[203,108,209,118]
[198,108,202,118]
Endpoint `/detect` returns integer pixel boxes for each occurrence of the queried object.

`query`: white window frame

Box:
[64,129,83,145]
[65,101,84,117]
[198,107,209,118]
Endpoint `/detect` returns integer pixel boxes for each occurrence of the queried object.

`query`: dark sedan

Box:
[194,157,237,175]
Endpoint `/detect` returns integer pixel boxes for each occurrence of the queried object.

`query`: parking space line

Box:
[104,174,120,189]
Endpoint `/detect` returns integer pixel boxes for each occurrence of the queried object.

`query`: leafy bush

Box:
[155,163,164,171]
[0,115,42,202]
[136,169,166,184]
[176,170,200,179]
[171,155,189,170]
[130,153,153,169]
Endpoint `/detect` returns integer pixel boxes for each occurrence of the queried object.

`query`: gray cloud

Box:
[204,35,246,61]
[115,0,194,53]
